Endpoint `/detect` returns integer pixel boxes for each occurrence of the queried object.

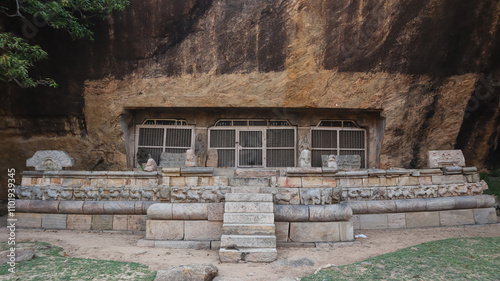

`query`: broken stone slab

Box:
[0,249,35,264]
[154,264,218,281]
[26,150,74,171]
[428,150,466,168]
[462,167,478,174]
[442,166,463,175]
[336,155,361,171]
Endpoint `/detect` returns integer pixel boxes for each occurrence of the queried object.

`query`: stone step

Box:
[222,224,275,235]
[220,235,276,248]
[225,202,274,213]
[225,193,273,202]
[219,248,277,263]
[228,177,270,187]
[223,213,274,224]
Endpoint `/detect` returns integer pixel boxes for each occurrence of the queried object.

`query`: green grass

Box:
[483,174,500,199]
[0,242,157,280]
[302,237,500,281]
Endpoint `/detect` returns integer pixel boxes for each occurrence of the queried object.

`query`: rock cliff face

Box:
[1,0,499,197]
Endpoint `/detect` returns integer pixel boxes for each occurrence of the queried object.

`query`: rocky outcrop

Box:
[1,0,499,197]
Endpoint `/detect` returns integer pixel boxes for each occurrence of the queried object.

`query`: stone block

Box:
[222,224,275,236]
[208,203,224,221]
[426,197,455,211]
[219,248,277,262]
[113,215,128,230]
[67,215,91,230]
[473,208,497,224]
[155,241,211,249]
[462,167,478,174]
[387,213,406,229]
[365,201,397,214]
[476,195,496,208]
[158,185,171,200]
[275,222,289,242]
[454,196,477,209]
[146,220,184,240]
[83,201,104,214]
[229,177,270,186]
[364,177,380,187]
[172,203,208,220]
[406,212,440,228]
[59,201,84,214]
[181,167,214,176]
[214,176,229,186]
[418,176,433,185]
[277,242,316,248]
[395,199,427,212]
[210,240,221,250]
[442,166,463,175]
[223,213,274,224]
[220,235,276,248]
[385,177,398,186]
[50,177,62,185]
[185,177,199,187]
[277,177,302,187]
[142,201,156,213]
[16,200,30,212]
[170,177,186,186]
[103,201,136,214]
[466,174,481,183]
[309,205,352,222]
[17,213,42,228]
[260,187,300,204]
[386,169,412,176]
[128,215,146,231]
[339,178,363,187]
[350,215,360,230]
[42,214,67,229]
[198,177,214,186]
[359,214,388,229]
[432,175,465,185]
[225,202,273,213]
[322,177,337,187]
[225,193,272,202]
[92,215,113,230]
[286,167,322,176]
[428,150,465,168]
[26,150,74,170]
[29,200,59,213]
[147,203,173,220]
[301,177,324,188]
[162,168,181,177]
[440,209,475,226]
[274,205,309,222]
[235,169,279,177]
[339,221,354,241]
[184,221,223,240]
[134,201,143,214]
[345,201,368,214]
[289,222,340,242]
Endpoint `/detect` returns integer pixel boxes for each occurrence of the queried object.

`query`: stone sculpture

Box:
[427,150,466,168]
[298,149,312,167]
[185,149,196,167]
[144,155,158,171]
[195,134,207,166]
[206,149,218,167]
[26,150,74,171]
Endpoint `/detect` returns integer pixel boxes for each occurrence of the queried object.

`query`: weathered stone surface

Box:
[473,208,497,224]
[225,202,273,213]
[42,214,67,229]
[387,213,406,229]
[16,200,30,212]
[128,215,146,231]
[476,195,496,208]
[59,201,84,214]
[181,167,214,176]
[223,213,274,224]
[220,235,276,248]
[161,168,181,177]
[308,205,352,222]
[286,168,322,176]
[17,213,42,228]
[83,201,105,214]
[172,203,208,220]
[26,150,74,170]
[29,200,59,213]
[359,214,388,229]
[345,201,368,214]
[274,205,309,222]
[428,150,466,168]
[222,224,275,236]
[395,199,428,213]
[426,197,456,211]
[147,203,173,220]
[275,222,289,242]
[336,155,361,171]
[226,193,272,202]
[406,212,440,228]
[300,188,334,205]
[208,203,225,221]
[219,248,277,263]
[146,220,184,240]
[339,221,354,241]
[365,201,397,214]
[439,209,475,226]
[235,169,279,177]
[228,177,270,187]
[92,215,113,230]
[0,249,35,264]
[277,177,302,188]
[289,222,340,242]
[103,201,136,214]
[454,196,477,209]
[184,221,223,240]
[154,241,211,249]
[67,214,92,230]
[113,215,128,230]
[261,187,300,204]
[154,264,218,281]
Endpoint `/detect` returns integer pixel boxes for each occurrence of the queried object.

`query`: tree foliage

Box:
[0,0,129,88]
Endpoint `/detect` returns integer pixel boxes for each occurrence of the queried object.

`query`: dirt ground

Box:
[2,218,499,281]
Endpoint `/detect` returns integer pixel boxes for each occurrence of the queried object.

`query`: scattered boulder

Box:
[0,249,35,264]
[155,263,218,281]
